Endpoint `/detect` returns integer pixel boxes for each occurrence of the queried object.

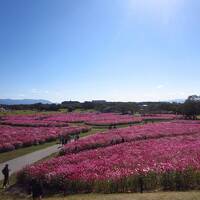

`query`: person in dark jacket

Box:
[64,134,71,144]
[30,179,43,200]
[139,176,144,193]
[58,134,62,145]
[59,134,65,146]
[2,164,10,188]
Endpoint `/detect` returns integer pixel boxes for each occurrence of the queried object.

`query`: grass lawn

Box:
[80,127,108,137]
[1,191,200,200]
[0,109,68,117]
[0,140,57,164]
[74,109,96,113]
[0,108,99,117]
[0,110,37,116]
[45,192,200,200]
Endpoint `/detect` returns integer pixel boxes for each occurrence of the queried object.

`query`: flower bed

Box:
[18,134,200,193]
[0,125,90,153]
[60,121,200,155]
[45,112,142,126]
[44,113,97,123]
[141,114,182,121]
[85,116,142,126]
[1,114,49,121]
[0,119,69,127]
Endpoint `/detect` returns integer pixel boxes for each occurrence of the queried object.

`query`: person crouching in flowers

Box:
[30,179,44,200]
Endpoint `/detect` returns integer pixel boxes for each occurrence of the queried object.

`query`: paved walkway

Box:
[0,144,60,181]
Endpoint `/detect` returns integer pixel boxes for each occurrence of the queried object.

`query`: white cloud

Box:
[31,89,50,95]
[31,88,39,94]
[18,94,25,97]
[129,0,184,25]
[156,84,164,89]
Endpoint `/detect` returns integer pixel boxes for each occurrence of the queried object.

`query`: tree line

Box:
[1,95,200,119]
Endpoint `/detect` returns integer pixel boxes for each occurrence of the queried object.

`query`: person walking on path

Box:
[60,135,65,146]
[59,134,62,145]
[59,134,65,146]
[2,164,10,188]
[64,134,71,144]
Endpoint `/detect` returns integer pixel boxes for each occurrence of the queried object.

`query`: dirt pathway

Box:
[0,144,60,181]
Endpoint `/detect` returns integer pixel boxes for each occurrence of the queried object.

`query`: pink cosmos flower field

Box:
[18,120,200,193]
[0,125,90,152]
[44,112,143,125]
[60,121,200,155]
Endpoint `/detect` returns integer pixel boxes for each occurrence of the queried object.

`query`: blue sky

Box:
[0,0,200,102]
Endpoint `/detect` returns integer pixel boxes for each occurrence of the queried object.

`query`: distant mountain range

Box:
[168,99,186,103]
[0,98,186,105]
[0,99,52,105]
